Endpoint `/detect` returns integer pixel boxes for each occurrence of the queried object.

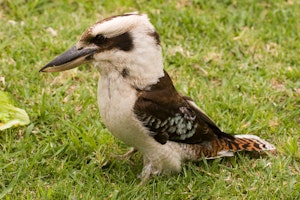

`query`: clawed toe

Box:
[138,159,161,185]
[110,147,137,162]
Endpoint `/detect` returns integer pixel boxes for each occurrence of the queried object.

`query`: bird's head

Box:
[40,13,164,88]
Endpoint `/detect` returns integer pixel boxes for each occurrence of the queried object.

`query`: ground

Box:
[0,0,299,199]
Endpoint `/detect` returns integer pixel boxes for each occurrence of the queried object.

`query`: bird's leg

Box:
[138,163,152,186]
[110,147,137,161]
[138,156,161,185]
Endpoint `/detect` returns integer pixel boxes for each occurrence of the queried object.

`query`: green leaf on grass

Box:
[0,91,30,130]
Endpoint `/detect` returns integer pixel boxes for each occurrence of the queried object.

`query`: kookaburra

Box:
[40,13,275,183]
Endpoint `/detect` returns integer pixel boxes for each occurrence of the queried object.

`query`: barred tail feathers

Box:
[206,134,276,159]
[233,134,276,151]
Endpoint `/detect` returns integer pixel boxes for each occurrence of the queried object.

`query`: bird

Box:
[40,13,276,184]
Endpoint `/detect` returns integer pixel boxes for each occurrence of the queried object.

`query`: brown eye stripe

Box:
[147,31,160,45]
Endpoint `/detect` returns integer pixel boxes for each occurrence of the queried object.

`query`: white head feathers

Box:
[91,14,155,38]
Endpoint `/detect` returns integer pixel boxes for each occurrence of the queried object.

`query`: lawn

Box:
[0,0,299,199]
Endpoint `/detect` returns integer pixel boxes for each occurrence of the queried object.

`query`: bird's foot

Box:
[138,158,161,186]
[110,147,137,162]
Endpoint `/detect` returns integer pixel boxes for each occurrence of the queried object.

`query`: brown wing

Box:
[133,71,234,144]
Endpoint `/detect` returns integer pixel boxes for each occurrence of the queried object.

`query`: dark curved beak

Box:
[39,46,97,72]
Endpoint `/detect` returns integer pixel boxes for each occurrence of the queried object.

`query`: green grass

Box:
[1,0,300,199]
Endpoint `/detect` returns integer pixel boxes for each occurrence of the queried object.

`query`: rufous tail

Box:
[204,134,276,159]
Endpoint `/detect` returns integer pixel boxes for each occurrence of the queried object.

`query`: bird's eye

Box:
[93,34,107,45]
